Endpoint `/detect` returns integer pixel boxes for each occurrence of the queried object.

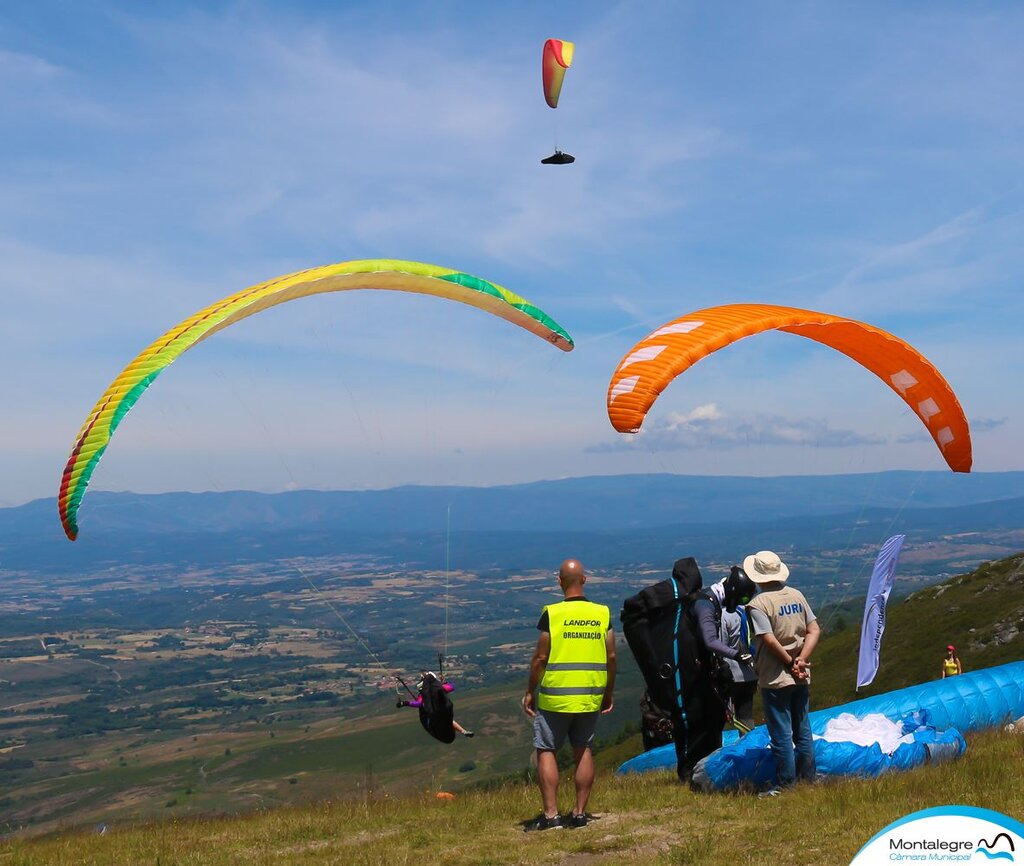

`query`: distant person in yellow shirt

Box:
[941,644,963,678]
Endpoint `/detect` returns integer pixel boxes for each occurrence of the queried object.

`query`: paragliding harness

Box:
[541,150,575,165]
[397,654,457,745]
[416,672,456,744]
[299,506,464,745]
[620,557,726,780]
[618,560,708,773]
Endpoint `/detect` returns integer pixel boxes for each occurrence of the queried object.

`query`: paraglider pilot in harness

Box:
[692,566,758,734]
[397,667,474,742]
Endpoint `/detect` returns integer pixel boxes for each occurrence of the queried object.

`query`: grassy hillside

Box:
[3,553,1021,860]
[3,728,1022,865]
[810,551,1024,708]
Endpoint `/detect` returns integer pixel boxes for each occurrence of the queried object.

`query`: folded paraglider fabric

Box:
[819,712,912,753]
[688,710,966,792]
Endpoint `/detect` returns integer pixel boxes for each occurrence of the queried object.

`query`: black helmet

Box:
[723,566,756,612]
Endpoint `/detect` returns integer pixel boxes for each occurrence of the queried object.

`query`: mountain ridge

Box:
[11,470,1024,541]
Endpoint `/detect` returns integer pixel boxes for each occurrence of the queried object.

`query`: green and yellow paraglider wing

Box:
[59,259,574,540]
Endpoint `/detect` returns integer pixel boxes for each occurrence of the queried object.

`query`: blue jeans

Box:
[761,684,815,786]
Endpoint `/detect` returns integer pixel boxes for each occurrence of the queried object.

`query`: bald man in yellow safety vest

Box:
[522,559,616,831]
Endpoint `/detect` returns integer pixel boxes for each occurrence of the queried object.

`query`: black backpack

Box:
[620,557,705,724]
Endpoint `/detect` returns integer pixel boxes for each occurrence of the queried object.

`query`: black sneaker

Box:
[523,813,564,832]
[463,730,475,738]
[566,813,591,828]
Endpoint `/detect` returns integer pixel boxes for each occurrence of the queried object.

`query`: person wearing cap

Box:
[744,550,821,793]
[521,559,616,831]
[941,645,963,678]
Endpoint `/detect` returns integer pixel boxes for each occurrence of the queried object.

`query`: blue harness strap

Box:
[672,579,687,730]
[738,607,751,654]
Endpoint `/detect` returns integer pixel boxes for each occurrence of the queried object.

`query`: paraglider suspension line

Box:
[821,471,923,633]
[293,563,416,699]
[394,673,418,700]
[443,504,451,663]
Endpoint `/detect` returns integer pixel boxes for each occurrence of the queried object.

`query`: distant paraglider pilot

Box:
[541,150,576,165]
[522,559,615,831]
[540,39,577,167]
[397,672,474,742]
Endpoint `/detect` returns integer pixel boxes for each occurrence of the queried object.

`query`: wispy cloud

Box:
[896,416,1007,444]
[589,403,886,453]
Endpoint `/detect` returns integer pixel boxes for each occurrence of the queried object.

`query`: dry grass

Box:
[3,730,1022,866]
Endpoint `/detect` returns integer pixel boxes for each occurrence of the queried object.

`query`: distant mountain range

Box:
[2,471,1023,573]
[8,470,1024,537]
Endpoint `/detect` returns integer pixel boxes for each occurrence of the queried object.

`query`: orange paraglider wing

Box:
[606,304,972,472]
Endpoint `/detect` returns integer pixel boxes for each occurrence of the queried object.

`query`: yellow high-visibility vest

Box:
[538,600,610,713]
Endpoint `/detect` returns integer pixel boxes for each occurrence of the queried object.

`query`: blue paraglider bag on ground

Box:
[618,660,1024,787]
[687,710,966,792]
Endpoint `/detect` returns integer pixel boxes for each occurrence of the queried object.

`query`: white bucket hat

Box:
[742,550,790,584]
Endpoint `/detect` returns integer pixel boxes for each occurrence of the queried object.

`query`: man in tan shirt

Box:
[744,550,821,795]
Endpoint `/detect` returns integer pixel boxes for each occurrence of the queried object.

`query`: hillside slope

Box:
[3,729,1022,865]
[2,554,1022,863]
[810,551,1024,708]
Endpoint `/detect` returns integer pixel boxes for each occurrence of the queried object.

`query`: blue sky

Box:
[2,1,1022,506]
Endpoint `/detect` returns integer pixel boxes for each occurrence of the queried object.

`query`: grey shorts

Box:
[533,709,599,751]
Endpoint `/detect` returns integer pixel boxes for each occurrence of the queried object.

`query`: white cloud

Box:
[589,404,886,453]
[896,416,1007,445]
